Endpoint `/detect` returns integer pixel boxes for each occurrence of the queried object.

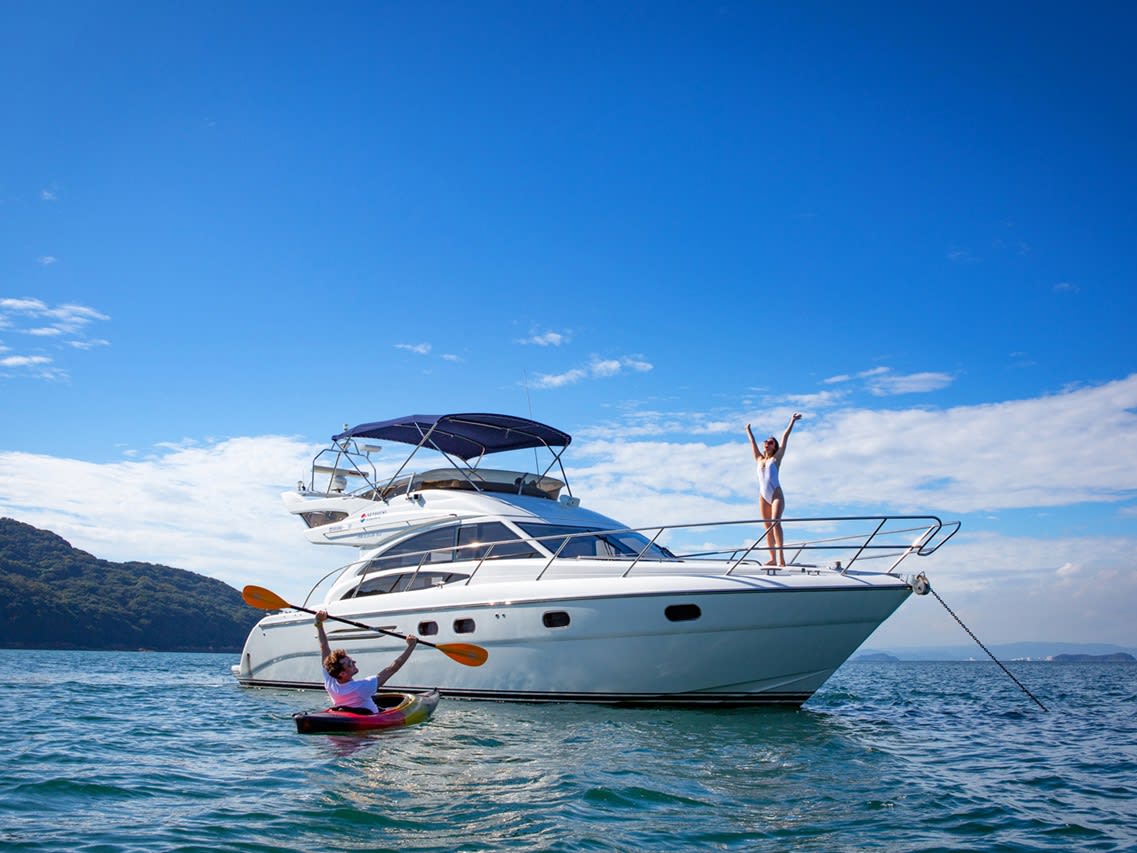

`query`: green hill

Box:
[0,517,259,652]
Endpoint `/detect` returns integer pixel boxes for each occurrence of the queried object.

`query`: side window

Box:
[351,572,409,598]
[519,523,672,560]
[405,571,468,591]
[300,511,348,529]
[360,526,459,574]
[418,621,439,636]
[454,618,476,634]
[606,531,672,560]
[351,571,468,598]
[520,524,602,557]
[457,522,540,560]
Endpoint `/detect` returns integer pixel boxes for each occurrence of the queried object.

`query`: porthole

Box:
[665,604,701,622]
[453,618,476,634]
[418,621,438,636]
[542,611,570,629]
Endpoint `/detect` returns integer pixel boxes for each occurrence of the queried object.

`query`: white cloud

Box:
[826,366,954,397]
[0,297,47,312]
[394,342,431,355]
[0,437,347,603]
[518,330,569,346]
[579,374,1137,517]
[777,389,846,409]
[0,297,110,380]
[37,256,57,265]
[591,358,623,378]
[2,375,1136,645]
[1054,281,1080,294]
[40,189,57,201]
[1,355,52,367]
[866,369,954,396]
[858,366,891,379]
[865,531,1137,647]
[532,355,653,389]
[0,297,109,333]
[535,367,587,389]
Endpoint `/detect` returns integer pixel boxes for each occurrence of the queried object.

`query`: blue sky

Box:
[2,3,1135,649]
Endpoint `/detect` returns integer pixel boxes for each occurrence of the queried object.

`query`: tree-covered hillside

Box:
[0,517,260,652]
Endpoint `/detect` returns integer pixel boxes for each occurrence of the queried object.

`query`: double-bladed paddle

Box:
[241,584,488,667]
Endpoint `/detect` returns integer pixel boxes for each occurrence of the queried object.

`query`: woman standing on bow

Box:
[746,413,803,567]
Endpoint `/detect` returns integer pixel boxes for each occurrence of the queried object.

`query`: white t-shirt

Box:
[322,670,379,713]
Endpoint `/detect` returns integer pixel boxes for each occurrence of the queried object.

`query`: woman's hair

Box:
[324,648,349,677]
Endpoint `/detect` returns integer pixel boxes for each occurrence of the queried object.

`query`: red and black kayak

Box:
[294,690,441,734]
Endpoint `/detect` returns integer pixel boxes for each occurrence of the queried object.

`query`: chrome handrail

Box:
[317,514,956,597]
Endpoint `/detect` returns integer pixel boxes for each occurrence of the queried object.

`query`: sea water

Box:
[0,650,1134,852]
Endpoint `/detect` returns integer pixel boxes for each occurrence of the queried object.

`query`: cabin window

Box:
[350,573,405,597]
[519,523,675,560]
[418,621,438,636]
[542,611,570,628]
[453,618,476,634]
[665,604,701,622]
[358,522,542,581]
[349,571,468,598]
[359,526,460,575]
[299,511,349,529]
[457,521,541,561]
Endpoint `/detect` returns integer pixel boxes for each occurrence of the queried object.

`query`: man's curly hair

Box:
[324,648,349,677]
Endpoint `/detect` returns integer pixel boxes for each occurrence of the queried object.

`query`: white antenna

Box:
[523,369,539,473]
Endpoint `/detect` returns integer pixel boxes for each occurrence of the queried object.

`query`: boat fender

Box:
[912,573,931,596]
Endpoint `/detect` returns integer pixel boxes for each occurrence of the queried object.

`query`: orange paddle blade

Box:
[437,643,489,667]
[242,584,291,611]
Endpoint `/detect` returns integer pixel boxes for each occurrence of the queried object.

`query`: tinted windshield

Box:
[518,523,674,560]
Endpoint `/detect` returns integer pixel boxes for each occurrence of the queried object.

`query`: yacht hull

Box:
[238,413,956,706]
[236,577,911,706]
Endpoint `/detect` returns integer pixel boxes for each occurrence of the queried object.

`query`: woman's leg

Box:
[770,493,786,565]
[759,496,777,564]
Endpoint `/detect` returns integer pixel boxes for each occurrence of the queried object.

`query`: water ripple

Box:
[1,653,1135,851]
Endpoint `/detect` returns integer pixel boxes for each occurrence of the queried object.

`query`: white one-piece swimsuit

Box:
[757,459,781,502]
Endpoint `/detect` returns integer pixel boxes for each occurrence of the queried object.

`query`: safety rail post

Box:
[885,520,940,575]
[842,517,889,571]
[727,536,765,575]
[622,527,667,577]
[466,541,497,584]
[536,534,575,581]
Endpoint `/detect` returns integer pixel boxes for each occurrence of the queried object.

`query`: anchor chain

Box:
[922,575,1049,712]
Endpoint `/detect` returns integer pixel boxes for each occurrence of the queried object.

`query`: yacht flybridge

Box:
[235,413,958,705]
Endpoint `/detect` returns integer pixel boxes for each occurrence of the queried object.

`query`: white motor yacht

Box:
[234,413,958,705]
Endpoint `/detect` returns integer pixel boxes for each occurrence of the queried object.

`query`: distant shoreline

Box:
[0,644,242,654]
[854,652,1135,663]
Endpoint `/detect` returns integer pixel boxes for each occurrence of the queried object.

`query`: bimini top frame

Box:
[332,413,574,501]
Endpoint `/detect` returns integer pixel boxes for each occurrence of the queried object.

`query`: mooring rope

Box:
[926,580,1049,712]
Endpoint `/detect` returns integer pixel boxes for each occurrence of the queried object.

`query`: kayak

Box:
[294,689,441,734]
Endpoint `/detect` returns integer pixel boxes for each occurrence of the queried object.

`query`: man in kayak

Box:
[315,610,418,713]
